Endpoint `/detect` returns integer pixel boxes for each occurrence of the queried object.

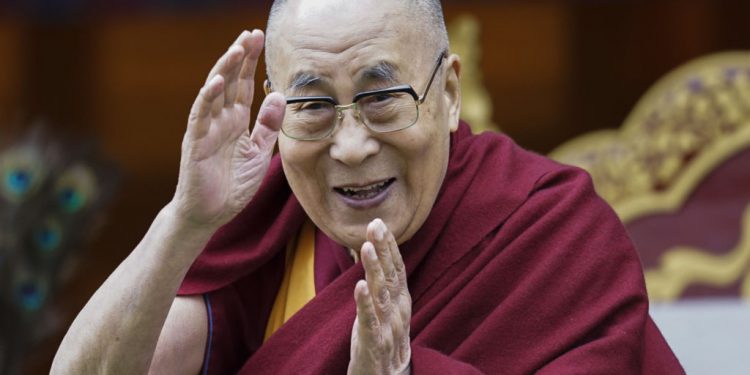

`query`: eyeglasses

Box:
[277,52,447,141]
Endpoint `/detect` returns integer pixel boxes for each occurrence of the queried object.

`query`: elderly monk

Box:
[52,0,684,374]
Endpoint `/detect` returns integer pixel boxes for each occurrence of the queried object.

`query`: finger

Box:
[367,219,398,295]
[236,29,265,108]
[223,30,258,107]
[187,74,224,139]
[222,50,247,107]
[354,279,381,344]
[370,222,412,371]
[202,41,244,115]
[204,30,250,84]
[387,302,408,364]
[362,242,393,323]
[249,92,285,152]
[383,225,411,328]
[386,225,408,294]
[215,46,244,113]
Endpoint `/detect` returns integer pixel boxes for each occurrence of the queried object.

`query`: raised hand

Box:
[171,29,285,230]
[349,219,412,375]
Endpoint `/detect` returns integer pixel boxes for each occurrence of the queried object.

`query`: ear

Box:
[442,54,462,132]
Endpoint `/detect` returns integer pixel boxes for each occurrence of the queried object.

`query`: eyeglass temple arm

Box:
[418,51,448,104]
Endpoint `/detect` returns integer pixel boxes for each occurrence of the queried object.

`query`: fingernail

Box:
[235,30,248,44]
[363,243,376,260]
[375,221,385,242]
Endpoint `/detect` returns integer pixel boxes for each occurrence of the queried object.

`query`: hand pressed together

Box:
[349,219,412,375]
[171,29,285,231]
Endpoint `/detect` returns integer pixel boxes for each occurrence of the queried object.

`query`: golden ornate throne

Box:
[550,52,750,302]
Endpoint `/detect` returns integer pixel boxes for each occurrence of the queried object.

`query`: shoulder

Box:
[451,123,600,213]
[476,129,592,187]
[453,125,633,261]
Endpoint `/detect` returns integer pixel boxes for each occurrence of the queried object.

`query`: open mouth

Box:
[333,178,396,200]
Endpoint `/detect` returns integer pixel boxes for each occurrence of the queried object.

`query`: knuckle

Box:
[394,261,406,274]
[188,110,198,121]
[380,302,394,319]
[377,288,390,307]
[365,313,379,332]
[385,270,398,285]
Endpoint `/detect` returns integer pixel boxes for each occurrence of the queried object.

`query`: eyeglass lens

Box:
[283,91,418,140]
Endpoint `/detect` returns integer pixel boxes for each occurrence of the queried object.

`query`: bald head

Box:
[264,0,449,85]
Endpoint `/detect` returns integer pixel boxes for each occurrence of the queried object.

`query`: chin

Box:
[315,220,368,250]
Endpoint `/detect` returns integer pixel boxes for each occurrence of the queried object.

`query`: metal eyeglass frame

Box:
[271,52,447,141]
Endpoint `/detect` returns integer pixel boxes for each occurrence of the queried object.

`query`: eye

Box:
[33,217,63,254]
[15,278,46,312]
[54,163,97,214]
[0,147,47,203]
[297,101,330,112]
[361,92,403,108]
[372,93,395,103]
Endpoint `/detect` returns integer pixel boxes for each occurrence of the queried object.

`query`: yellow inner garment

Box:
[263,220,317,342]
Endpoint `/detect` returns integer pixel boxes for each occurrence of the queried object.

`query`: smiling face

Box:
[268,0,461,249]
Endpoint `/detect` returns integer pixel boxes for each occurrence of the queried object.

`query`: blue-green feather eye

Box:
[33,218,63,253]
[5,169,32,194]
[16,280,46,312]
[55,164,97,214]
[58,186,84,212]
[0,147,46,202]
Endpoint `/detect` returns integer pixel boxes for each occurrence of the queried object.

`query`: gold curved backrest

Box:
[550,52,750,301]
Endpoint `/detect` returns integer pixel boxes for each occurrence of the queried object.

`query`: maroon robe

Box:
[178,122,683,374]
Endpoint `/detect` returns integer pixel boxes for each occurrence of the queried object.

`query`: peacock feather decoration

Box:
[0,124,118,375]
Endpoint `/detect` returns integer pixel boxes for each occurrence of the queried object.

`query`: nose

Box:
[329,111,380,167]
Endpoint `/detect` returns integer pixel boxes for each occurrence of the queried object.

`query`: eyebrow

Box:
[285,61,400,95]
[359,61,399,85]
[287,71,322,94]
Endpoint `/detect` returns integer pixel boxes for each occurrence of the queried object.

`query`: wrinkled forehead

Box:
[267,0,430,92]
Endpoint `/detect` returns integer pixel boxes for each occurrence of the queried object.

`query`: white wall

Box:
[650,299,750,375]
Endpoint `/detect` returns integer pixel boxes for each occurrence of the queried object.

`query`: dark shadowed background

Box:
[0,0,748,373]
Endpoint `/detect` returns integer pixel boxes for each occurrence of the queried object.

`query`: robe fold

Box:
[178,122,683,374]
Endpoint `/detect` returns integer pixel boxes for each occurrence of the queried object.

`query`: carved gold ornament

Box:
[448,14,499,133]
[550,52,750,301]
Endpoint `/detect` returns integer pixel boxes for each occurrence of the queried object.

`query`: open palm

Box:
[172,30,285,230]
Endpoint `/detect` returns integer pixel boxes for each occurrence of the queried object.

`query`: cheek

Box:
[279,137,321,171]
[279,140,327,200]
[400,126,451,193]
[402,118,450,161]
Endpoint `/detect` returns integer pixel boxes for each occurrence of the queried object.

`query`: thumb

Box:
[250,92,285,151]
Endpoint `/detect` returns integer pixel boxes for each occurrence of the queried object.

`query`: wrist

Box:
[146,202,221,262]
[161,201,223,238]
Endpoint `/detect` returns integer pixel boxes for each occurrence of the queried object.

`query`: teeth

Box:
[336,179,392,199]
[341,180,388,194]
